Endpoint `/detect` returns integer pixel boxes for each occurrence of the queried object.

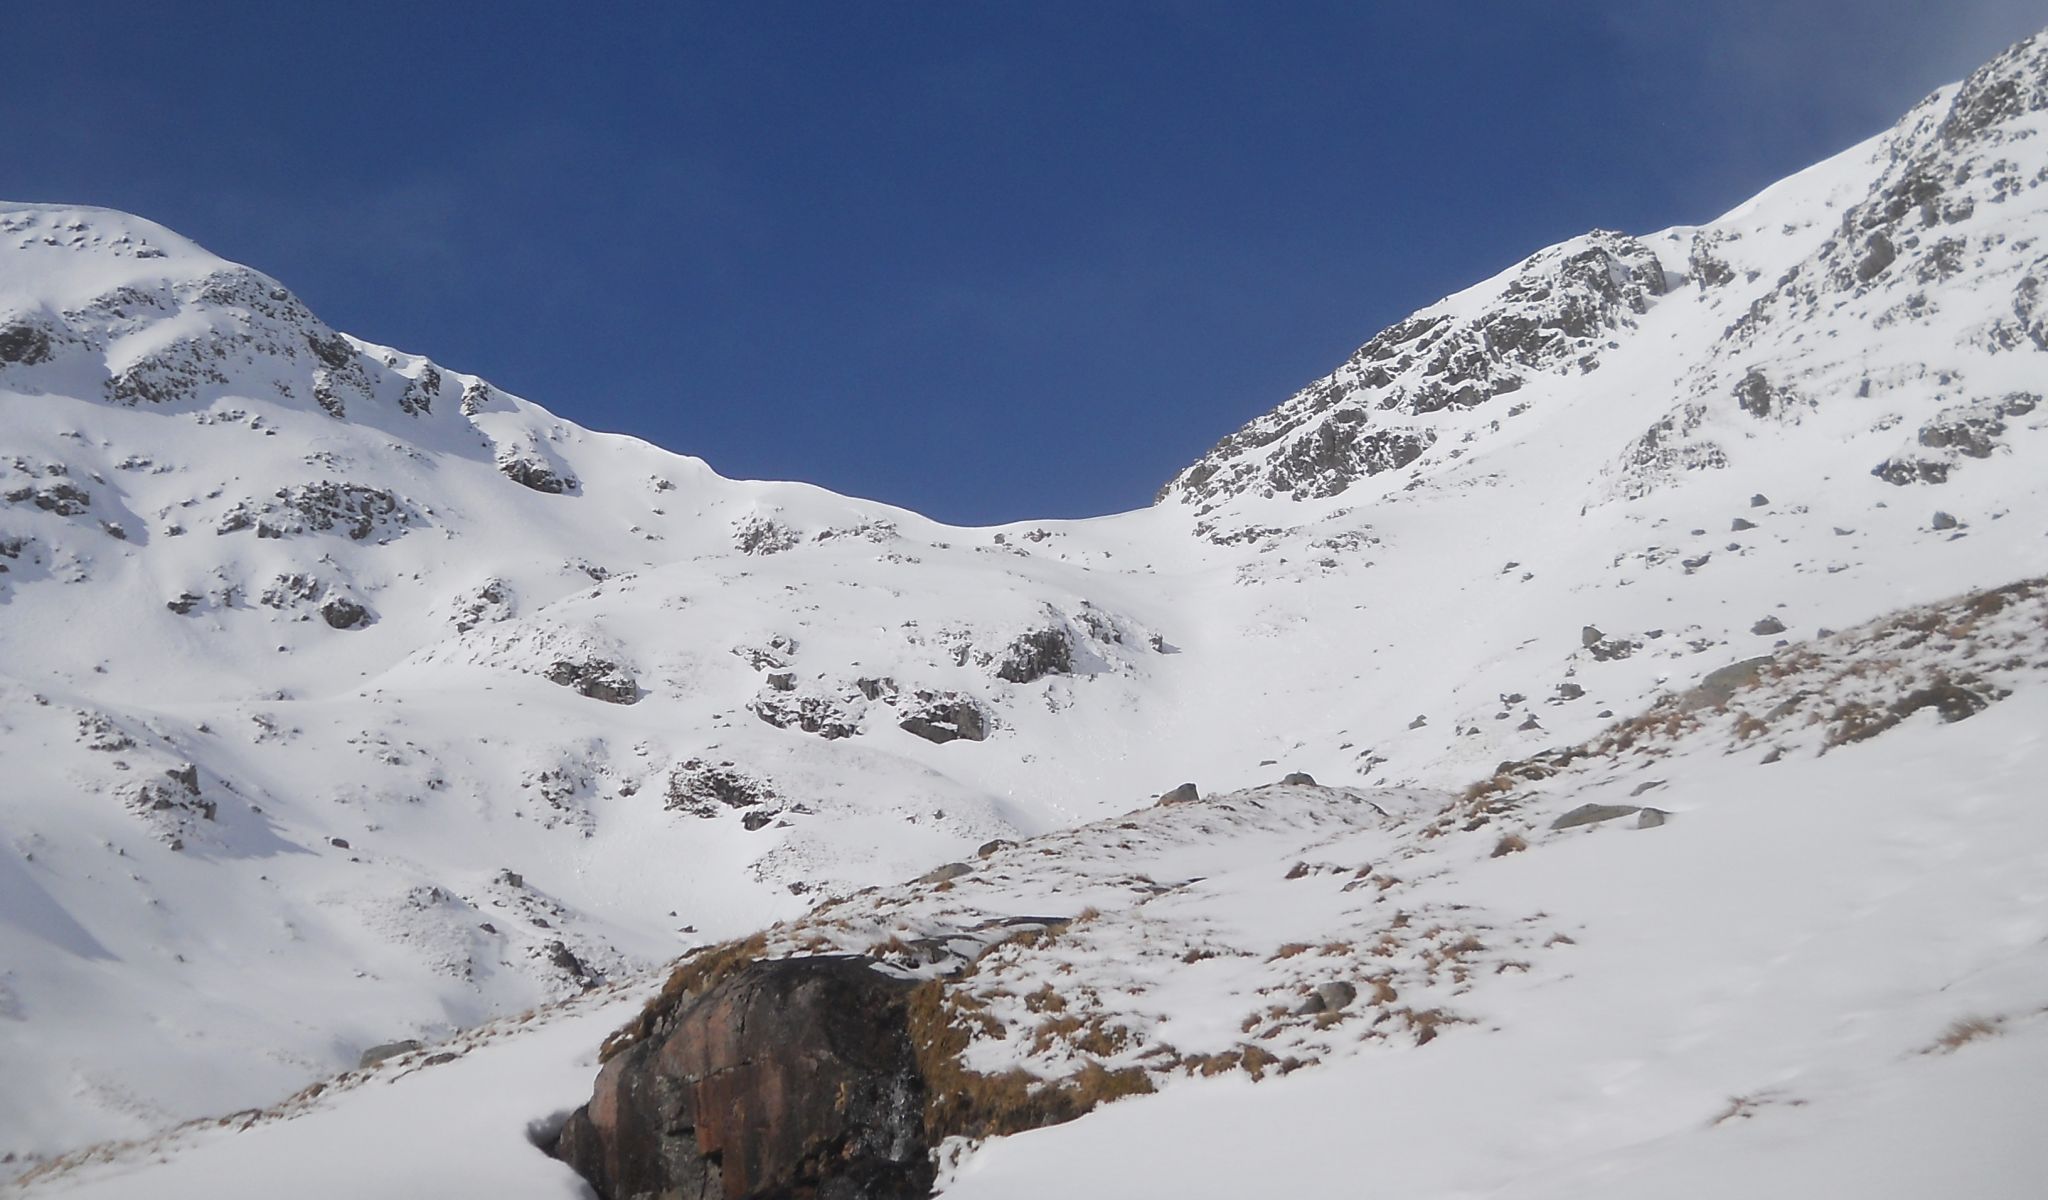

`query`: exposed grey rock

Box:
[459,380,497,416]
[219,481,417,541]
[1157,782,1200,806]
[0,321,55,365]
[1550,803,1642,830]
[1872,456,1951,486]
[5,481,92,516]
[734,514,800,555]
[497,456,574,494]
[547,940,594,983]
[1159,231,1668,507]
[357,1039,422,1069]
[1735,369,1778,418]
[992,627,1072,684]
[1855,232,1898,282]
[1918,413,2003,458]
[917,862,972,885]
[1280,772,1317,786]
[1932,510,1960,530]
[1299,980,1357,1015]
[1588,636,1640,662]
[975,838,1016,858]
[1751,616,1787,636]
[898,693,987,745]
[319,597,371,630]
[397,366,440,416]
[1679,655,1777,708]
[450,579,513,633]
[1636,808,1670,829]
[666,760,776,818]
[544,659,639,705]
[753,691,860,739]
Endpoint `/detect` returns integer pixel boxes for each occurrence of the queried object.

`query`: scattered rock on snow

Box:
[1549,803,1642,831]
[992,627,1073,684]
[897,693,988,744]
[1682,656,1775,710]
[357,1039,422,1069]
[543,658,639,705]
[319,597,371,630]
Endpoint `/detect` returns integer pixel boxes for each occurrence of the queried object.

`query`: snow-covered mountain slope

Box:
[0,200,1193,1158]
[23,578,2048,1198]
[5,25,2048,1192]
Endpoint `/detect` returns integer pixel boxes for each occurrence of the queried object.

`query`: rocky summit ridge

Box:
[4,27,2048,1200]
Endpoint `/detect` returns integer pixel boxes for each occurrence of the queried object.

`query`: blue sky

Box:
[4,2,2042,523]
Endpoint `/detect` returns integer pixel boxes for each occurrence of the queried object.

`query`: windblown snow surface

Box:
[6,29,2048,1199]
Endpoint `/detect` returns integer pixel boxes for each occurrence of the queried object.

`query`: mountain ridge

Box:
[3,29,2048,1190]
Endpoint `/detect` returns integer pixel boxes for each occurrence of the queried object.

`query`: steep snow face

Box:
[5,29,2048,1179]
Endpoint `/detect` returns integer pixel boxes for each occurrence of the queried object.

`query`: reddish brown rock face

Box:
[550,956,930,1200]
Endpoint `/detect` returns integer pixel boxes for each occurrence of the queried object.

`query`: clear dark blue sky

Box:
[4,2,2041,523]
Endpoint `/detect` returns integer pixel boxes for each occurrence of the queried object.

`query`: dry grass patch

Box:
[600,931,769,1061]
[908,978,1154,1142]
[1925,1014,2003,1053]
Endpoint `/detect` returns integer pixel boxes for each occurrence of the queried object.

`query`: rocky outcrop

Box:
[3,481,92,517]
[217,481,418,542]
[897,693,988,744]
[734,514,800,555]
[551,956,930,1200]
[1159,230,1669,508]
[991,627,1072,684]
[665,759,778,818]
[544,658,639,704]
[0,319,55,365]
[357,1039,422,1069]
[752,690,861,739]
[319,597,372,630]
[497,455,575,494]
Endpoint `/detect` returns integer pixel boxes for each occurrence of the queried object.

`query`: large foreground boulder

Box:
[550,956,930,1200]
